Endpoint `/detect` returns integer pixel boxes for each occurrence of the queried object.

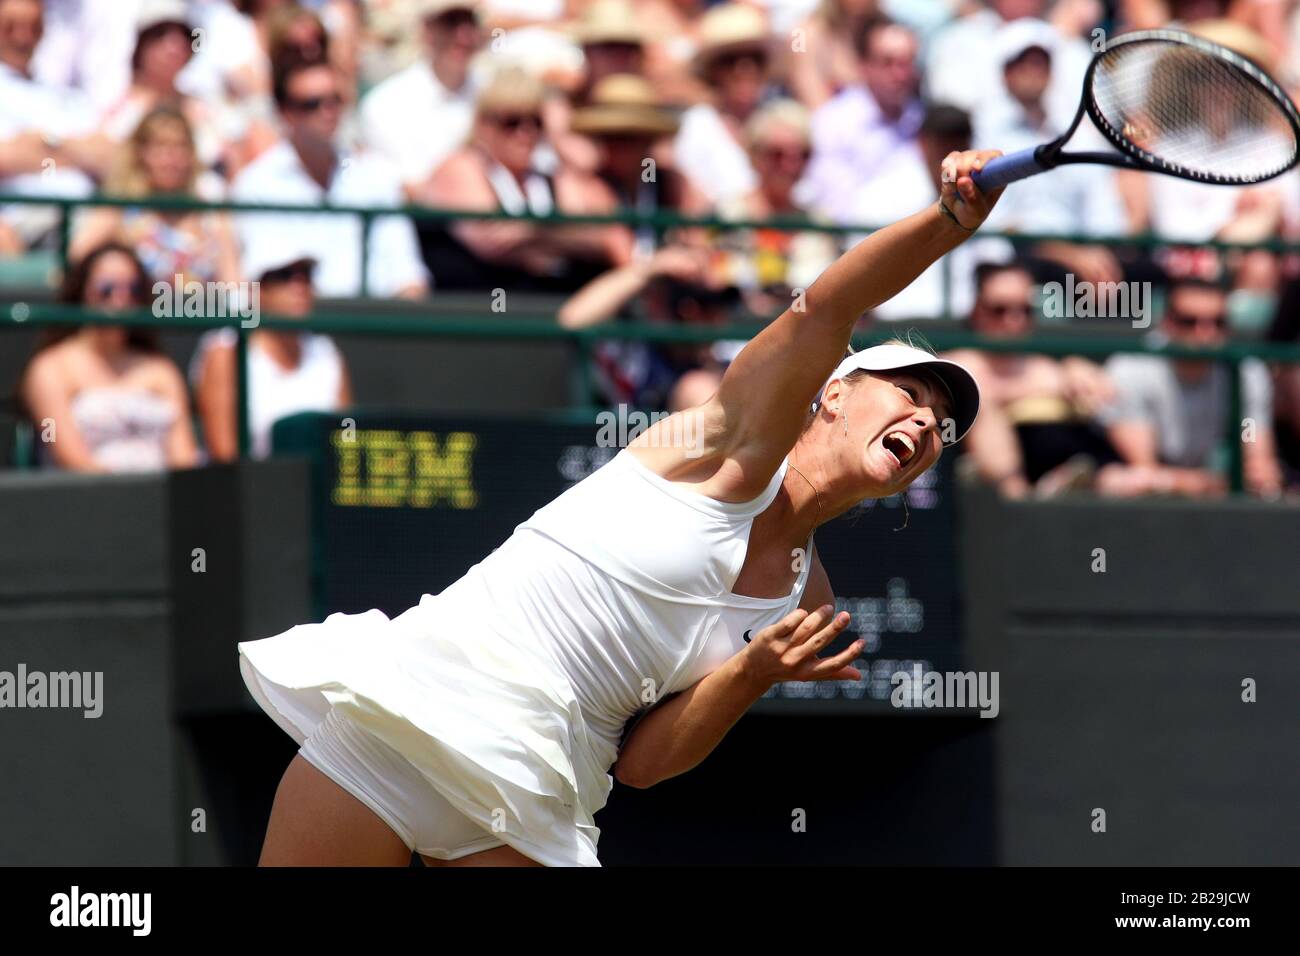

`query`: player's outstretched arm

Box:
[702,150,1004,498]
[613,606,860,788]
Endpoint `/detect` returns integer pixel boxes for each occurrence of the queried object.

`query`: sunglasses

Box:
[1168,311,1226,331]
[262,262,314,285]
[91,279,146,301]
[756,144,811,163]
[715,50,767,71]
[489,113,542,133]
[986,302,1032,318]
[287,93,343,113]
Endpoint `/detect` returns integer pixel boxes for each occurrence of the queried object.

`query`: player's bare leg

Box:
[259,755,412,866]
[422,846,543,867]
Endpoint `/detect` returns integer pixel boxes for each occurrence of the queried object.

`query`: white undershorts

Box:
[298,706,508,861]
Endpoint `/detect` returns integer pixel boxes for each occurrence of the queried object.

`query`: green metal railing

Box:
[8,302,1300,492]
[4,192,1299,492]
[5,190,1300,300]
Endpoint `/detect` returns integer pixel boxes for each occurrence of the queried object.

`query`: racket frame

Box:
[976,28,1300,190]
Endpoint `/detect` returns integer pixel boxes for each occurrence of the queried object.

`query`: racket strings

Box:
[1090,39,1297,183]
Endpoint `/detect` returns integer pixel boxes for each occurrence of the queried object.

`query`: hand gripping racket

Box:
[972,28,1300,192]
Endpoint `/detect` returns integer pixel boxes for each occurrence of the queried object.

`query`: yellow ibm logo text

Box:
[332,429,479,509]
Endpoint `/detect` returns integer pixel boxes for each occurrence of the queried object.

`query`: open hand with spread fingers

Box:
[740,605,864,686]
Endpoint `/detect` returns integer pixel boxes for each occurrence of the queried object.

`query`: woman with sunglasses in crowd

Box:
[412,67,631,291]
[18,242,199,473]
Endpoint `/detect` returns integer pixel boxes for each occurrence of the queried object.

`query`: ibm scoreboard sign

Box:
[273,412,964,714]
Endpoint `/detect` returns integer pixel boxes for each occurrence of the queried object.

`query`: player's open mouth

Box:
[883,432,916,468]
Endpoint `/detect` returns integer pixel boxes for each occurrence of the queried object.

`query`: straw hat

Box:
[1187,18,1274,73]
[569,0,647,47]
[693,3,769,75]
[571,73,679,137]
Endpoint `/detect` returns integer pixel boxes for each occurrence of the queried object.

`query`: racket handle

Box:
[971,147,1046,191]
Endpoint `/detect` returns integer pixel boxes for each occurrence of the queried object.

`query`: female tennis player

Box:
[240,149,1004,867]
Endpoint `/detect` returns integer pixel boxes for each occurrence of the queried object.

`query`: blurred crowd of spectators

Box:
[4,0,1300,498]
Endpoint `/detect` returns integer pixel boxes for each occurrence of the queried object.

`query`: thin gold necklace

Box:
[788,457,823,525]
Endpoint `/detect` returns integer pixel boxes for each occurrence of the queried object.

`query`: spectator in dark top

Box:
[569,73,698,257]
[544,0,649,175]
[412,67,632,292]
[946,260,1121,498]
[558,243,741,411]
[1098,278,1283,497]
[1267,277,1300,491]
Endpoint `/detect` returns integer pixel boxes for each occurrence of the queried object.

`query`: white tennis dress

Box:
[239,448,813,866]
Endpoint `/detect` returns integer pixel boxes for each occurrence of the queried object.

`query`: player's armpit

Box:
[799,547,834,612]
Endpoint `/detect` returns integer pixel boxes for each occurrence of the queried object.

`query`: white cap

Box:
[136,0,190,34]
[815,343,981,442]
[241,228,319,283]
[995,17,1058,67]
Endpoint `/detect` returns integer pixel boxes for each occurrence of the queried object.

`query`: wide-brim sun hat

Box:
[693,3,769,75]
[815,343,981,442]
[571,74,679,136]
[569,0,648,47]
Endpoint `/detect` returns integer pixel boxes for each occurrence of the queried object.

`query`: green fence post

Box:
[1226,357,1244,494]
[569,335,594,411]
[360,210,372,298]
[236,324,251,459]
[58,201,71,276]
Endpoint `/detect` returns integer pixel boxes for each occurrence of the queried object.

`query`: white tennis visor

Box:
[815,343,981,443]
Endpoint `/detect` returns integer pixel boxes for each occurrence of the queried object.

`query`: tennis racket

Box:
[972,28,1300,191]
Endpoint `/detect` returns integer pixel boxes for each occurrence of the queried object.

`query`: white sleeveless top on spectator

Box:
[238,448,811,866]
[484,158,555,215]
[191,328,344,460]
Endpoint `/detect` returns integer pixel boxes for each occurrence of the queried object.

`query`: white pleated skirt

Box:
[238,541,614,867]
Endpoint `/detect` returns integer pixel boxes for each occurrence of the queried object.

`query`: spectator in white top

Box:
[925,0,1090,125]
[192,237,352,462]
[1127,20,1291,299]
[31,0,140,112]
[231,55,429,299]
[843,103,1012,320]
[360,0,484,190]
[0,0,115,247]
[975,17,1128,288]
[802,15,924,217]
[673,3,773,207]
[97,1,229,176]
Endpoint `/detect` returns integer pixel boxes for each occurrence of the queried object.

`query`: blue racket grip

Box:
[970,147,1046,191]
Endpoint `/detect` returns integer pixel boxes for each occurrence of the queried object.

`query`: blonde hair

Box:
[104,106,197,198]
[474,68,545,123]
[745,97,811,150]
[803,332,939,426]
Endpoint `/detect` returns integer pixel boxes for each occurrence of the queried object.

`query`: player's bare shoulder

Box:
[626,397,730,480]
